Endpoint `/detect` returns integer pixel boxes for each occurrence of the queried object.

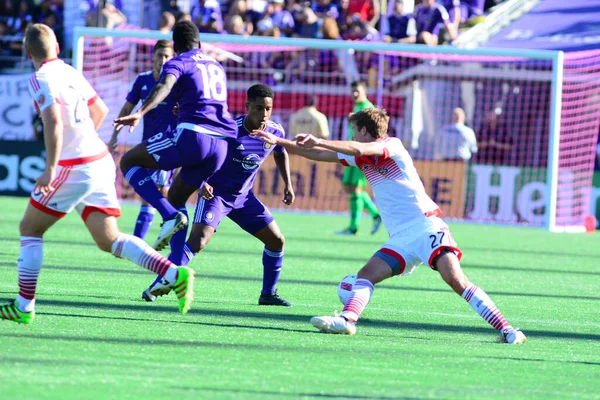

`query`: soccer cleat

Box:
[142,289,156,302]
[371,215,383,235]
[499,327,527,344]
[335,228,357,236]
[153,211,188,251]
[258,290,292,307]
[172,266,196,315]
[144,276,172,301]
[311,313,356,335]
[0,299,34,325]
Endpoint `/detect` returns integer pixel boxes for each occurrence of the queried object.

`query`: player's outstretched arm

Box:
[108,100,135,152]
[89,95,109,132]
[251,129,338,163]
[296,134,386,157]
[113,74,176,132]
[138,74,177,116]
[273,149,295,205]
[37,104,63,195]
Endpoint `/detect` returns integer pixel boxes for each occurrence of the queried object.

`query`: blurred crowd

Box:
[0,0,63,65]
[158,0,506,46]
[0,0,507,67]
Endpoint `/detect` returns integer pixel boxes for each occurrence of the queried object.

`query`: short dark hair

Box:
[247,84,274,102]
[348,108,390,139]
[172,20,199,53]
[351,80,367,89]
[153,39,173,53]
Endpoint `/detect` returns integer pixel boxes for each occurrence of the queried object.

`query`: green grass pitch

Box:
[1,196,599,399]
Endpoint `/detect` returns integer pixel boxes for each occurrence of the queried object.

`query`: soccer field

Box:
[1,196,599,399]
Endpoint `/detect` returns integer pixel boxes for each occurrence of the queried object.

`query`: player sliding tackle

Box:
[252,108,527,344]
[114,21,238,251]
[142,84,295,307]
[0,24,194,325]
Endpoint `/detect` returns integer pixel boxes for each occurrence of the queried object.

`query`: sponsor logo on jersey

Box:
[38,94,45,105]
[204,211,214,222]
[141,85,148,90]
[237,144,245,150]
[152,154,161,162]
[233,154,261,170]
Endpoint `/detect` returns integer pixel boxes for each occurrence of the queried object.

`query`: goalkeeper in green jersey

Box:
[337,81,382,236]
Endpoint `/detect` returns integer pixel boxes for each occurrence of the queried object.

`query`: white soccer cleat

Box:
[149,277,173,298]
[311,314,356,335]
[500,327,527,344]
[153,211,188,251]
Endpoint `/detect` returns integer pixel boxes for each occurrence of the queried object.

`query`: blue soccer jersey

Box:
[160,48,237,138]
[208,115,286,200]
[126,71,178,141]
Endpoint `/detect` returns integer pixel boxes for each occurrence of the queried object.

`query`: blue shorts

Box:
[145,126,227,189]
[193,191,274,235]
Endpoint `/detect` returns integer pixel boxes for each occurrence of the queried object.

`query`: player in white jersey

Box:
[0,24,195,325]
[251,107,526,344]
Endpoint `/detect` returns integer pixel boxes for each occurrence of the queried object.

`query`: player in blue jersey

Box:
[108,39,178,241]
[114,21,238,251]
[142,84,296,306]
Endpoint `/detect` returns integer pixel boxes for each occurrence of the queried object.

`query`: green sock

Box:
[349,193,364,232]
[361,191,380,218]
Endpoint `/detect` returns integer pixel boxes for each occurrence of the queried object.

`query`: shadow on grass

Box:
[177,387,417,400]
[2,261,599,302]
[2,233,600,262]
[2,297,600,342]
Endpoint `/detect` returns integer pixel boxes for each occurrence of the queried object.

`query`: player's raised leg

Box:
[311,255,391,335]
[0,203,62,325]
[163,172,196,257]
[433,250,527,344]
[84,210,195,315]
[120,141,187,249]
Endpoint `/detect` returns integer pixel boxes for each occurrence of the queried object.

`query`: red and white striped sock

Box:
[462,284,511,331]
[341,278,374,322]
[16,236,43,313]
[111,234,178,283]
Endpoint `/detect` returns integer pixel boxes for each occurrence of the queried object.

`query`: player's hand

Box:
[172,103,180,116]
[108,134,119,155]
[282,185,295,206]
[199,183,214,200]
[113,111,142,133]
[35,168,56,196]
[251,129,278,145]
[295,133,320,148]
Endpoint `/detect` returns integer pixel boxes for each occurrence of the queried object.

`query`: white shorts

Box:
[374,216,462,276]
[30,152,121,221]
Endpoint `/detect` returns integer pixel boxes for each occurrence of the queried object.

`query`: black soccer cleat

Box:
[258,290,292,307]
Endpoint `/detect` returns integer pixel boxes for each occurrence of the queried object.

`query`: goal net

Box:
[73,26,600,232]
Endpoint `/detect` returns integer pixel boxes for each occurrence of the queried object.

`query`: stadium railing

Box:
[72,27,600,232]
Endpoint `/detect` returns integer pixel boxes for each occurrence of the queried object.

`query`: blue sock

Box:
[150,243,196,287]
[168,207,189,264]
[168,243,195,267]
[124,166,177,220]
[133,205,155,239]
[262,247,284,295]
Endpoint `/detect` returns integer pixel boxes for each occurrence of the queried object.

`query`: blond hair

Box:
[25,23,57,60]
[348,108,390,139]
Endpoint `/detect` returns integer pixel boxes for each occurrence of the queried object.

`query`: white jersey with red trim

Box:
[338,137,440,235]
[28,59,107,162]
